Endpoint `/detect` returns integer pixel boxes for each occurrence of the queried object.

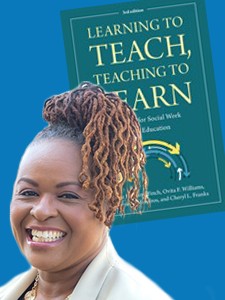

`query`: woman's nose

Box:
[30,194,58,221]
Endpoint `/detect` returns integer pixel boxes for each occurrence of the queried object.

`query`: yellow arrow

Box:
[142,140,180,155]
[158,157,171,168]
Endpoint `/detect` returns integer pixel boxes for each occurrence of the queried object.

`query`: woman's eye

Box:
[58,193,79,200]
[20,190,38,197]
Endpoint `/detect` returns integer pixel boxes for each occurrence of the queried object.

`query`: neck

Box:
[35,234,108,299]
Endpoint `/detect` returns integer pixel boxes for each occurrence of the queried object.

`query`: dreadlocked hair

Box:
[35,82,149,227]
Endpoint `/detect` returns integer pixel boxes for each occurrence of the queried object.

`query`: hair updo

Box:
[34,82,149,227]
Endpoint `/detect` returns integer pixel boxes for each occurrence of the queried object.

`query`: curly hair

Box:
[33,82,149,227]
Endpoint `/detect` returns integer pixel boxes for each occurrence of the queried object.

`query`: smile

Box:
[27,229,66,243]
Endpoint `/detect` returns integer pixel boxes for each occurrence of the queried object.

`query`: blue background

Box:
[0,0,224,299]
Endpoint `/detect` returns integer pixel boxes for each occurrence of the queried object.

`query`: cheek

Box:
[10,202,23,246]
[10,200,30,231]
[66,206,93,226]
[65,204,102,233]
[10,201,19,225]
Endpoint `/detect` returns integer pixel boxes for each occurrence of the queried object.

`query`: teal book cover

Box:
[61,0,225,224]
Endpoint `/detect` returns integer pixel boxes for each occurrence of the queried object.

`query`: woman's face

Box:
[10,139,107,272]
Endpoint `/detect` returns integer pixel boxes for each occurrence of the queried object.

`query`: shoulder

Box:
[97,240,173,300]
[0,269,36,300]
[100,258,172,300]
[0,273,24,298]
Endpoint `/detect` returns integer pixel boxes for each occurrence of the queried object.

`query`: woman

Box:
[0,82,172,299]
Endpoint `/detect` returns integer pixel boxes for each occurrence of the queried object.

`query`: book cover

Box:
[61,0,225,224]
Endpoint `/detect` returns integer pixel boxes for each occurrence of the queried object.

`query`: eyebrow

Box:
[55,181,81,188]
[16,177,81,188]
[17,177,39,187]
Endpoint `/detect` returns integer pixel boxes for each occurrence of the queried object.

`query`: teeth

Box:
[31,230,65,243]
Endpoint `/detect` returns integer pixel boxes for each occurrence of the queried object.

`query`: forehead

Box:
[18,139,82,175]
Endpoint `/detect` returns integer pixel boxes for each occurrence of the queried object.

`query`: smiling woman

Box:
[0,82,172,300]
